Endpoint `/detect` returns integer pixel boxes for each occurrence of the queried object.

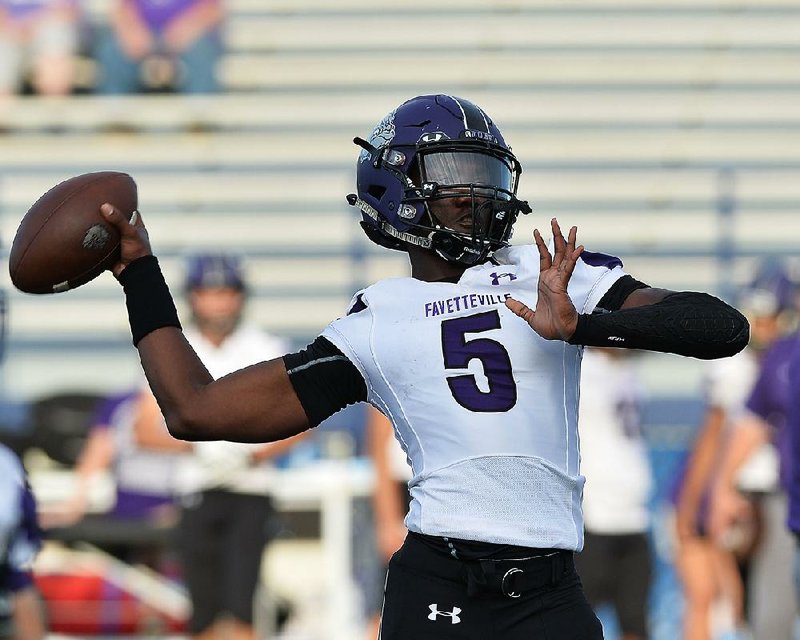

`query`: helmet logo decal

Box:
[462,129,498,143]
[360,109,396,163]
[490,272,518,286]
[384,149,406,167]
[419,132,450,144]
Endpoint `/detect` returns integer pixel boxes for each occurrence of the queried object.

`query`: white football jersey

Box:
[578,349,652,534]
[322,244,626,550]
[175,324,290,495]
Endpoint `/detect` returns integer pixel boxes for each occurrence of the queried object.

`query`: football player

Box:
[0,444,44,640]
[101,94,749,639]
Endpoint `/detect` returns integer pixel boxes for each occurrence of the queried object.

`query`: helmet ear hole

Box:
[407,159,421,184]
[367,185,386,200]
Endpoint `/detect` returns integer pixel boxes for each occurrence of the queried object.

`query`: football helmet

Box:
[348,94,531,265]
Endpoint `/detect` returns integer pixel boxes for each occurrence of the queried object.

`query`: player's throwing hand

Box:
[505,218,584,341]
[101,203,152,277]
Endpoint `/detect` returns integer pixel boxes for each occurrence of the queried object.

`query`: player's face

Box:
[426,192,493,236]
[749,313,781,350]
[189,287,245,337]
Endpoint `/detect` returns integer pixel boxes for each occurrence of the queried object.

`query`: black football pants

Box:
[379,532,604,639]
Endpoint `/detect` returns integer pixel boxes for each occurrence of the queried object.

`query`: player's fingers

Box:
[562,244,585,279]
[505,297,535,324]
[533,228,552,270]
[551,218,566,268]
[566,225,577,253]
[101,203,137,236]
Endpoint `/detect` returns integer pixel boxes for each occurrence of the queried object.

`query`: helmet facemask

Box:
[403,141,531,265]
[349,95,532,263]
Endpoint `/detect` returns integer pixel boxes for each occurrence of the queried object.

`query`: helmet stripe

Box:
[449,96,490,133]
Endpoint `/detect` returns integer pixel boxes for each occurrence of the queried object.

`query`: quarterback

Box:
[102,95,749,639]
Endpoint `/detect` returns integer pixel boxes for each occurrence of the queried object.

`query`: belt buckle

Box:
[501,567,523,598]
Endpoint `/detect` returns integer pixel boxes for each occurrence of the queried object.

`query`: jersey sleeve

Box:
[744,343,783,422]
[281,291,373,427]
[568,250,629,314]
[320,290,375,390]
[282,336,367,427]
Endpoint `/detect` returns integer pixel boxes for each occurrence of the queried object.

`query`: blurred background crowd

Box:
[1,1,799,639]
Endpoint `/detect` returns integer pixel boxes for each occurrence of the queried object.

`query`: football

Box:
[9,171,137,294]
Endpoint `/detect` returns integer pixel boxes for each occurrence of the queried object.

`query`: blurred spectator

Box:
[365,407,411,639]
[675,262,796,640]
[0,443,45,640]
[95,0,223,94]
[709,328,799,639]
[134,253,304,640]
[0,0,80,96]
[41,388,186,573]
[575,348,652,640]
[785,336,800,636]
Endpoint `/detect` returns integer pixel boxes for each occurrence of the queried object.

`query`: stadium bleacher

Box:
[0,2,795,393]
[2,2,798,399]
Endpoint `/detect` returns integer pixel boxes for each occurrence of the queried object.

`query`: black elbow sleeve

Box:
[568,292,750,359]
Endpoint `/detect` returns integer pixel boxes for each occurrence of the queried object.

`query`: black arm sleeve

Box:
[595,275,650,312]
[282,336,368,427]
[568,291,750,360]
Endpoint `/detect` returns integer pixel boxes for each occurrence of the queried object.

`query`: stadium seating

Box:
[1,0,798,401]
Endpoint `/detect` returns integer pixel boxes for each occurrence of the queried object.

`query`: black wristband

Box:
[118,255,182,346]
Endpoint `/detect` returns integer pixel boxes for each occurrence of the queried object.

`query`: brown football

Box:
[9,171,137,294]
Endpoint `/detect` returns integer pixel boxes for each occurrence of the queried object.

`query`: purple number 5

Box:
[441,311,517,412]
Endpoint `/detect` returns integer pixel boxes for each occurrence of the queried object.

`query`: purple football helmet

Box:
[185,253,246,292]
[739,259,799,317]
[347,95,531,265]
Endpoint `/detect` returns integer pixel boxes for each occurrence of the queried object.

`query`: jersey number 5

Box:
[441,310,517,412]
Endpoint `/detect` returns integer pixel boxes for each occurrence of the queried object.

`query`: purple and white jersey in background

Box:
[785,337,800,532]
[322,243,626,551]
[745,332,799,492]
[0,444,41,607]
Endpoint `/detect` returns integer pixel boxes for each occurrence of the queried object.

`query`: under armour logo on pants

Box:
[428,604,462,624]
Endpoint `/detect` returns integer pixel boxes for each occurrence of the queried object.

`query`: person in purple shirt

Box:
[709,329,800,639]
[48,389,180,528]
[42,388,187,584]
[95,0,223,94]
[785,337,800,638]
[787,338,800,534]
[0,0,80,96]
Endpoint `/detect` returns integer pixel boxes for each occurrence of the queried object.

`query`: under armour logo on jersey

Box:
[490,272,518,286]
[428,604,462,624]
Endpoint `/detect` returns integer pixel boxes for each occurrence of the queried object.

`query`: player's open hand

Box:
[505,218,584,341]
[101,203,152,278]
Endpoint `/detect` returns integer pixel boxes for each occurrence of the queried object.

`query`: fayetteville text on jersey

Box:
[424,292,512,317]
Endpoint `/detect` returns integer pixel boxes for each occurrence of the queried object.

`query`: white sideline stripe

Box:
[36,543,190,619]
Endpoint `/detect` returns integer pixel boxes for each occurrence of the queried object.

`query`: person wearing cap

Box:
[131,253,303,640]
[705,265,800,640]
[675,261,798,640]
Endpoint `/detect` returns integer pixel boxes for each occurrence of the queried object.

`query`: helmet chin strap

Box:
[423,196,530,266]
[430,233,488,265]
